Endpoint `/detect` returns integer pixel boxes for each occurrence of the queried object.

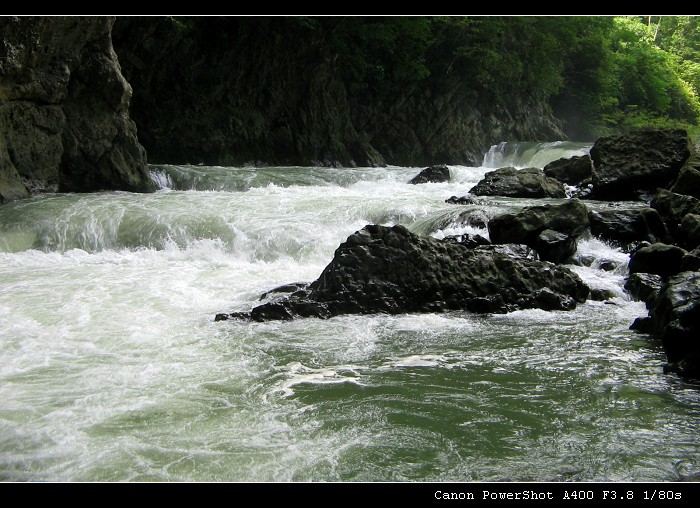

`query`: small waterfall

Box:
[149,168,174,190]
[483,141,592,169]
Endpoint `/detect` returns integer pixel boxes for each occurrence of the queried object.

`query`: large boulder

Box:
[543,154,593,186]
[589,129,691,200]
[679,214,700,250]
[469,167,566,198]
[409,164,450,184]
[588,207,669,246]
[487,199,589,260]
[651,189,700,244]
[216,224,589,321]
[0,16,154,202]
[648,271,700,378]
[628,243,687,279]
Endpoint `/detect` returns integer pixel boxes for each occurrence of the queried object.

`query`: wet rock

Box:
[543,154,593,186]
[648,271,700,379]
[445,195,477,205]
[588,208,669,246]
[670,156,700,199]
[487,199,589,261]
[590,288,617,301]
[440,233,490,249]
[589,128,691,200]
[624,273,664,303]
[679,213,700,250]
[651,189,700,246]
[681,247,700,272]
[469,166,566,198]
[628,243,688,279]
[217,224,589,321]
[536,229,577,263]
[409,164,450,184]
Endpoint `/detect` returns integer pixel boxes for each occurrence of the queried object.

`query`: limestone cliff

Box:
[0,16,154,203]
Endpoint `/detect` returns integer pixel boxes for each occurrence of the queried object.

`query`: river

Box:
[1,142,698,481]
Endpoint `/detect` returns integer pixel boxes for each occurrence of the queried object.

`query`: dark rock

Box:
[474,243,539,260]
[624,273,664,303]
[588,128,691,200]
[536,229,577,263]
[469,167,566,198]
[218,224,590,321]
[681,247,700,272]
[543,154,593,185]
[679,213,700,250]
[651,189,700,245]
[0,16,155,201]
[590,288,616,301]
[440,233,490,249]
[629,243,688,279]
[487,199,589,260]
[670,156,700,199]
[588,208,669,246]
[445,195,477,205]
[449,209,490,230]
[409,164,450,184]
[597,260,620,272]
[630,316,653,333]
[260,282,310,301]
[648,271,700,378]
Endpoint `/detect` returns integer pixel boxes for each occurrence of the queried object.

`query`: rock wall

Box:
[0,16,154,203]
[112,17,564,168]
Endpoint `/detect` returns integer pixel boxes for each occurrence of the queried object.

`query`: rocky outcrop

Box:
[628,243,687,279]
[588,129,692,200]
[588,208,669,246]
[409,164,450,184]
[216,224,589,321]
[487,199,589,262]
[648,271,700,378]
[0,16,154,202]
[469,167,566,198]
[543,154,592,186]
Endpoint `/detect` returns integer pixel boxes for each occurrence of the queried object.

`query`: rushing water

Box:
[1,143,699,482]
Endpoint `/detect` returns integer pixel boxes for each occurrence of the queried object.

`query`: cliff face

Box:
[113,17,564,168]
[0,16,154,203]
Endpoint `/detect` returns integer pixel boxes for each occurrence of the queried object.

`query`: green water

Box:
[0,162,698,482]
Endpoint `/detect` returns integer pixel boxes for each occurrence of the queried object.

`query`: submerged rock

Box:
[469,167,566,198]
[409,164,450,184]
[588,208,669,246]
[589,128,691,200]
[216,224,589,321]
[648,271,700,379]
[543,154,593,186]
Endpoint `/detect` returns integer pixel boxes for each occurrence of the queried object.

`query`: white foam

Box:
[272,362,364,398]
